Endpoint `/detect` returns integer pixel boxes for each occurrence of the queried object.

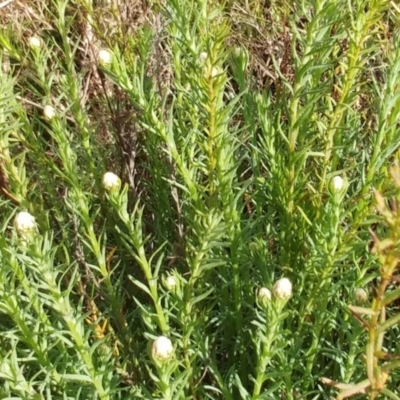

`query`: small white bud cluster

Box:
[28,36,41,49]
[14,211,36,239]
[233,47,243,58]
[102,172,121,191]
[164,275,178,291]
[43,105,56,120]
[199,52,208,64]
[331,176,344,191]
[98,49,112,66]
[329,175,347,199]
[257,287,272,308]
[210,66,222,79]
[258,287,272,300]
[199,52,223,80]
[152,336,173,362]
[355,288,368,303]
[257,277,292,309]
[273,278,292,300]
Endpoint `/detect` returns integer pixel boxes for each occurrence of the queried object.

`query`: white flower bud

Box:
[211,66,222,78]
[355,288,368,303]
[152,336,173,362]
[98,49,112,65]
[329,175,347,199]
[258,287,271,300]
[273,278,292,300]
[199,52,208,63]
[14,211,36,236]
[43,105,56,120]
[102,172,120,191]
[164,275,177,291]
[233,47,242,58]
[331,176,344,192]
[28,36,41,49]
[257,287,271,308]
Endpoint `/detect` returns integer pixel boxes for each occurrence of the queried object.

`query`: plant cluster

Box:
[0,0,400,399]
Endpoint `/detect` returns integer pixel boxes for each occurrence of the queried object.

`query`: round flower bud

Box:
[329,175,348,200]
[211,66,222,78]
[355,288,368,303]
[164,275,177,291]
[98,49,112,65]
[273,278,292,300]
[102,172,121,191]
[28,36,41,49]
[257,287,271,308]
[43,105,56,120]
[14,211,36,236]
[199,52,208,63]
[233,47,240,57]
[152,336,173,362]
[331,176,344,192]
[232,47,249,71]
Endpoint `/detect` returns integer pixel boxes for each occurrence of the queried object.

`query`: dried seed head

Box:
[152,336,173,362]
[102,172,121,191]
[273,278,292,300]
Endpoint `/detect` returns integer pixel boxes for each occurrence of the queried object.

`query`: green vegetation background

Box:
[0,0,400,399]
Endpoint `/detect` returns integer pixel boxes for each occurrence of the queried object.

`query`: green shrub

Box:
[0,0,400,398]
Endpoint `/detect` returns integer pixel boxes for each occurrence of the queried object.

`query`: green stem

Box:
[35,247,109,399]
[319,1,384,192]
[207,74,216,199]
[136,243,169,334]
[252,324,278,398]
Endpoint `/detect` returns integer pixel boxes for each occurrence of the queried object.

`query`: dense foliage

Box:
[1,0,400,398]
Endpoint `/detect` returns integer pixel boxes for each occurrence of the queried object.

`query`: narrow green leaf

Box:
[377,313,400,334]
[190,287,214,307]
